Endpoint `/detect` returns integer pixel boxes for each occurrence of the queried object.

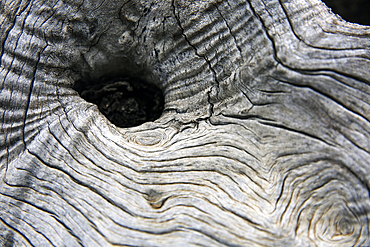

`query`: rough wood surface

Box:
[1,0,370,246]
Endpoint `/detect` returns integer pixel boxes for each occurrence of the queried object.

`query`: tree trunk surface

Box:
[0,0,370,246]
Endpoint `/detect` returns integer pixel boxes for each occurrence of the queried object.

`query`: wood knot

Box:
[127,129,166,146]
[145,189,168,209]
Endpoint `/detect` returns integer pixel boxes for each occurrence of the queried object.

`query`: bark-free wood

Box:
[1,0,369,246]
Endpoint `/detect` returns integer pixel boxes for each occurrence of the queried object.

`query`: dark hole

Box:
[73,76,164,128]
[322,0,370,25]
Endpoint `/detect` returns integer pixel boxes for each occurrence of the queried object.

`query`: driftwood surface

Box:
[1,0,370,246]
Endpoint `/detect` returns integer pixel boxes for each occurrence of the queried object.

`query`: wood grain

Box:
[1,0,369,246]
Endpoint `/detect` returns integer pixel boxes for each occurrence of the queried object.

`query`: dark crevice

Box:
[50,216,84,247]
[248,0,370,86]
[322,0,370,26]
[0,216,35,247]
[171,0,220,93]
[245,0,282,66]
[278,0,369,52]
[22,44,48,150]
[171,0,220,118]
[0,189,56,218]
[0,0,32,68]
[257,120,335,147]
[274,75,370,123]
[73,76,164,128]
[214,4,244,63]
[28,149,136,218]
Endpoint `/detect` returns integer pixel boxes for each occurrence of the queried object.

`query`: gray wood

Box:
[1,0,369,246]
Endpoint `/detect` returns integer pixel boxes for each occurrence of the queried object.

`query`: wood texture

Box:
[0,0,370,246]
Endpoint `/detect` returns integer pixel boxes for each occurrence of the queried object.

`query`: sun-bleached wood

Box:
[1,0,369,246]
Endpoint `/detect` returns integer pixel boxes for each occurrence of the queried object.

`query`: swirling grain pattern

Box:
[1,0,370,246]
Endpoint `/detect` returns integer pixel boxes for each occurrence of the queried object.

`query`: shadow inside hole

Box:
[73,77,164,128]
[322,0,370,25]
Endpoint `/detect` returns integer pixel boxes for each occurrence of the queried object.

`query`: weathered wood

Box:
[0,0,369,246]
